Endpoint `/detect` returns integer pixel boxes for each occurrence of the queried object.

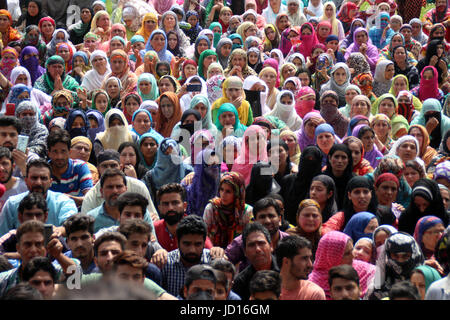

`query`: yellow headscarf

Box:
[321,2,339,37]
[388,74,422,112]
[71,136,93,152]
[236,21,255,44]
[136,13,158,43]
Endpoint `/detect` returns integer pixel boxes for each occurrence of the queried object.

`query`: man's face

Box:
[67,230,94,260]
[255,206,280,236]
[18,205,47,223]
[245,231,272,270]
[0,126,19,150]
[114,264,145,285]
[28,270,55,299]
[120,205,144,223]
[98,160,120,176]
[250,291,278,300]
[125,233,149,258]
[25,166,52,195]
[330,278,361,300]
[48,142,69,169]
[101,175,127,207]
[16,231,46,266]
[94,240,122,273]
[286,248,313,280]
[184,279,216,299]
[0,156,13,184]
[158,192,186,226]
[179,233,205,265]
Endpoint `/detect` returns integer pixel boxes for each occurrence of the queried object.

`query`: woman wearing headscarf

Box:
[64,108,90,140]
[416,39,448,86]
[20,25,47,65]
[197,49,218,81]
[388,135,421,167]
[343,212,379,244]
[90,10,111,43]
[266,90,302,131]
[368,12,395,50]
[0,10,21,47]
[349,96,372,122]
[280,129,301,166]
[319,90,349,139]
[391,45,420,89]
[410,98,450,150]
[373,60,395,98]
[411,66,444,105]
[338,85,360,118]
[160,11,191,52]
[14,100,48,158]
[231,125,268,186]
[183,11,203,44]
[0,47,19,83]
[213,103,247,139]
[288,22,318,60]
[345,53,371,84]
[306,174,338,224]
[343,136,374,177]
[45,29,74,59]
[410,18,428,46]
[423,0,450,42]
[203,171,253,248]
[18,46,44,86]
[281,145,323,225]
[304,0,323,20]
[68,6,94,45]
[223,48,257,80]
[367,232,424,300]
[103,49,137,97]
[130,108,161,139]
[337,1,358,35]
[389,74,423,113]
[145,30,176,72]
[345,29,379,76]
[410,265,442,300]
[14,0,44,31]
[86,109,105,143]
[262,24,280,54]
[351,72,377,105]
[319,63,351,109]
[136,73,159,102]
[314,123,341,167]
[55,42,74,74]
[414,216,446,262]
[154,91,182,138]
[399,178,449,235]
[37,17,55,45]
[297,112,325,153]
[135,12,158,44]
[309,231,376,299]
[408,124,438,167]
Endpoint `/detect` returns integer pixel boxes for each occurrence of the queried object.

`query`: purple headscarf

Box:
[19,46,45,85]
[352,124,383,169]
[344,27,378,74]
[297,111,324,152]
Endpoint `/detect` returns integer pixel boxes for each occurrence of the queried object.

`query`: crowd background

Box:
[0,0,449,301]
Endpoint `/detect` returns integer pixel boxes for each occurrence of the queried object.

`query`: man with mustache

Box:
[0,146,27,212]
[276,235,326,300]
[0,159,78,237]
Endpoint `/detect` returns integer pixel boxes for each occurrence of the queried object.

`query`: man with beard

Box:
[0,116,36,178]
[328,264,361,300]
[0,146,27,212]
[160,215,212,297]
[151,183,223,269]
[276,235,326,300]
[47,129,93,207]
[0,159,78,237]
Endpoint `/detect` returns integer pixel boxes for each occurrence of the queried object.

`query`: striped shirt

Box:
[49,159,93,197]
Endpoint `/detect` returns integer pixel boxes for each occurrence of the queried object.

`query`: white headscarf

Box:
[306,0,324,20]
[267,90,303,131]
[81,50,111,92]
[96,108,133,150]
[243,75,270,115]
[387,135,420,159]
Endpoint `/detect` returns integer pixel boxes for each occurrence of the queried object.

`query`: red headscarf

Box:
[316,20,333,44]
[38,17,56,44]
[180,59,198,85]
[337,1,358,24]
[296,22,319,58]
[418,66,440,102]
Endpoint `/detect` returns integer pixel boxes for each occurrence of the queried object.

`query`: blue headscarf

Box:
[64,109,90,139]
[343,211,377,243]
[72,51,89,66]
[194,35,211,60]
[145,29,174,63]
[131,109,155,138]
[8,84,32,106]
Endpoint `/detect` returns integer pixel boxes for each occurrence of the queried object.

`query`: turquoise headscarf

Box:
[137,72,159,101]
[209,22,222,48]
[138,130,165,169]
[228,33,243,52]
[411,98,450,140]
[214,103,247,137]
[198,49,218,80]
[413,265,442,293]
[189,94,217,136]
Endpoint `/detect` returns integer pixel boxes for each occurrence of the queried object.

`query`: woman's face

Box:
[163,14,176,30]
[139,80,152,95]
[244,15,256,24]
[410,272,426,300]
[110,39,124,52]
[106,81,120,98]
[208,67,222,78]
[220,43,232,58]
[204,55,217,70]
[150,34,166,52]
[421,223,445,251]
[193,103,208,120]
[73,56,85,69]
[345,89,358,105]
[341,240,354,266]
[309,180,331,207]
[140,137,158,159]
[71,142,90,162]
[26,28,40,44]
[284,81,296,93]
[266,27,275,41]
[231,55,245,69]
[40,21,55,37]
[95,93,109,113]
[401,27,412,41]
[431,26,445,39]
[158,78,175,94]
[220,10,232,23]
[219,182,235,206]
[436,44,445,57]
[355,31,368,45]
[324,4,334,18]
[28,2,39,17]
[375,180,398,206]
[393,77,407,95]
[80,8,92,24]
[17,90,30,101]
[261,72,277,89]
[133,112,151,135]
[281,134,296,155]
[270,52,280,63]
[167,33,178,49]
[318,25,331,38]
[404,166,421,188]
[184,64,197,78]
[397,140,417,162]
[125,98,140,117]
[120,146,137,167]
[374,230,389,248]
[269,146,288,167]
[301,26,312,36]
[330,150,349,174]
[97,14,110,29]
[422,69,434,81]
[280,93,293,105]
[277,16,289,31]
[144,18,157,32]
[160,96,174,119]
[54,96,70,117]
[14,74,28,85]
[291,57,303,69]
[110,57,126,74]
[390,35,403,49]
[248,52,259,65]
[111,28,126,39]
[197,39,209,55]
[353,239,373,263]
[225,87,242,101]
[298,206,322,233]
[57,46,71,62]
[187,15,198,27]
[347,142,362,167]
[393,47,407,64]
[317,132,334,152]
[348,187,371,212]
[384,64,395,80]
[409,128,424,150]
[156,64,170,77]
[48,63,64,78]
[351,100,369,117]
[333,68,348,85]
[71,116,85,129]
[282,65,296,80]
[298,72,310,86]
[219,111,236,127]
[360,130,375,152]
[373,120,389,138]
[414,195,430,213]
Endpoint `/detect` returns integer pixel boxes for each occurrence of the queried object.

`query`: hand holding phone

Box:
[17,135,29,153]
[187,84,202,92]
[44,224,53,247]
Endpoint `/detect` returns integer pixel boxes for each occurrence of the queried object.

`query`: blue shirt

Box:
[0,190,78,237]
[49,158,93,196]
[64,250,97,275]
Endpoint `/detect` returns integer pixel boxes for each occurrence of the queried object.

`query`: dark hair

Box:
[249,270,281,298]
[93,232,127,257]
[118,141,142,172]
[275,235,312,267]
[124,93,141,106]
[100,168,126,188]
[210,258,237,279]
[2,283,42,300]
[0,256,14,273]
[157,183,187,202]
[22,257,58,282]
[16,220,44,243]
[18,192,47,215]
[242,222,271,248]
[47,128,71,151]
[26,158,52,178]
[253,197,281,218]
[118,219,152,241]
[110,250,148,274]
[213,269,229,291]
[356,125,375,141]
[176,215,207,242]
[184,264,217,290]
[295,66,311,80]
[405,160,426,178]
[328,264,360,288]
[63,214,95,237]
[388,280,421,300]
[116,192,148,217]
[0,116,22,133]
[0,146,13,163]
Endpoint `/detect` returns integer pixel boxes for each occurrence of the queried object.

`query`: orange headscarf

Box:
[0,10,21,46]
[155,91,182,138]
[55,42,74,73]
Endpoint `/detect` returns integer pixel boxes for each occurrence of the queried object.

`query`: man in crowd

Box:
[22,256,58,299]
[0,146,27,211]
[249,270,281,301]
[328,265,362,301]
[182,264,217,300]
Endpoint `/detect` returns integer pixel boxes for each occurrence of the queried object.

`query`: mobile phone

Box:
[187,84,202,92]
[44,224,53,247]
[5,103,15,116]
[17,135,29,153]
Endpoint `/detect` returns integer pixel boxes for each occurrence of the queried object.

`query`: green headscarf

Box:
[215,103,247,138]
[372,93,409,139]
[91,89,111,116]
[209,22,223,48]
[137,73,159,101]
[413,265,442,293]
[198,49,218,80]
[189,94,217,136]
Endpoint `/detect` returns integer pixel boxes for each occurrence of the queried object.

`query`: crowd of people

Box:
[0,0,449,301]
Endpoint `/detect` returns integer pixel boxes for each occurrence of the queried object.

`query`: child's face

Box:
[248,52,259,65]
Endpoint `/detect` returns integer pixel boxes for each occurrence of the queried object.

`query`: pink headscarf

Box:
[308,231,376,299]
[262,58,280,87]
[231,125,268,186]
[295,86,316,118]
[153,0,176,15]
[418,66,440,102]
